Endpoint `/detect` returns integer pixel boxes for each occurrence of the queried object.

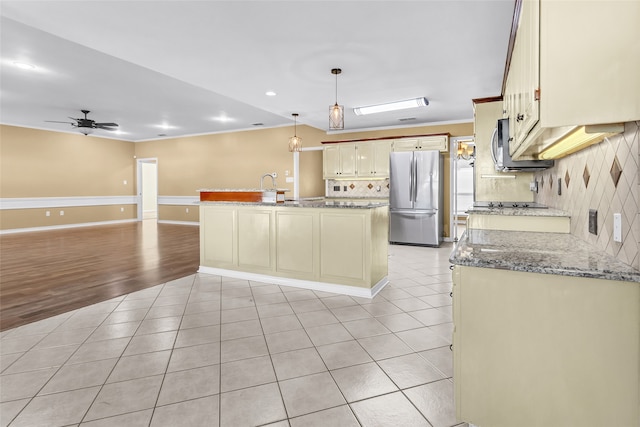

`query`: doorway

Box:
[136,158,158,220]
[450,136,475,241]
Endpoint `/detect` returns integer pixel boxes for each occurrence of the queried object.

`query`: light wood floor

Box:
[0,220,199,331]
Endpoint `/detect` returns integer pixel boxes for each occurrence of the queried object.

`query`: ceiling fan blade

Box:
[45,120,75,124]
[94,122,118,127]
[95,125,117,131]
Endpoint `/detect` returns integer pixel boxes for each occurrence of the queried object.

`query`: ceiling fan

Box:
[46,110,119,135]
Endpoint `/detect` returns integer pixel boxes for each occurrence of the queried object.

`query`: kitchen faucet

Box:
[260,172,277,190]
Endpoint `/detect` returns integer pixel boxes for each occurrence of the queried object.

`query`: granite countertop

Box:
[450,229,640,282]
[198,188,289,192]
[465,206,570,217]
[199,199,389,209]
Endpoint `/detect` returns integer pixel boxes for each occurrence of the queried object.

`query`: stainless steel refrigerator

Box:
[389,150,443,246]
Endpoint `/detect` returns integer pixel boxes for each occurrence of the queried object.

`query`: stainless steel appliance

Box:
[491,118,554,172]
[389,150,443,246]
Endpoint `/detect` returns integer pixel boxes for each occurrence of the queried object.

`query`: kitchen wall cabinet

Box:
[505,0,640,160]
[392,135,448,152]
[453,265,639,426]
[356,140,392,178]
[473,100,533,202]
[323,143,357,179]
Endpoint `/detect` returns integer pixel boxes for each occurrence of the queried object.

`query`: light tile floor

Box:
[0,243,468,427]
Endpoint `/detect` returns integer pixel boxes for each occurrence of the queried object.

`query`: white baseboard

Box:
[158,220,199,226]
[197,266,389,299]
[0,219,137,235]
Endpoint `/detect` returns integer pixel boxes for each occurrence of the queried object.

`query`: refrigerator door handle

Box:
[412,155,418,202]
[409,155,414,202]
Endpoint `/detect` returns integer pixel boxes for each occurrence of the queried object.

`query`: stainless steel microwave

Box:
[491,118,554,172]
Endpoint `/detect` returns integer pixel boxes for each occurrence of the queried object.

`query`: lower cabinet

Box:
[452,265,640,427]
[200,204,388,289]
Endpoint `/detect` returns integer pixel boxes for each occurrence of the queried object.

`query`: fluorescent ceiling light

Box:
[538,124,623,160]
[265,91,276,96]
[354,97,428,116]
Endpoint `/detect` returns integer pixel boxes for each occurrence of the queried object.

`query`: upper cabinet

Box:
[357,140,392,178]
[392,135,448,152]
[323,144,357,179]
[505,0,640,160]
[322,134,448,180]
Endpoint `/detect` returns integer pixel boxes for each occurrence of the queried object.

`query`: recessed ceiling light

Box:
[155,123,177,130]
[265,91,276,96]
[212,114,235,123]
[13,61,36,70]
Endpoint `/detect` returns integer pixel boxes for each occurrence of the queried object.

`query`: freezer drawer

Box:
[389,210,440,246]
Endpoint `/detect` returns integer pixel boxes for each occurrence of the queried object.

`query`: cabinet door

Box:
[200,206,236,268]
[392,139,419,151]
[511,0,540,153]
[356,143,375,177]
[339,144,357,178]
[323,145,341,178]
[319,212,366,283]
[373,140,392,177]
[418,136,448,152]
[237,208,274,271]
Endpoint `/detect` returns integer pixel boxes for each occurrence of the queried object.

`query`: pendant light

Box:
[329,68,344,130]
[288,113,302,152]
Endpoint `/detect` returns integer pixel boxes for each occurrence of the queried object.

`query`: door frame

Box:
[449,136,474,242]
[136,157,158,221]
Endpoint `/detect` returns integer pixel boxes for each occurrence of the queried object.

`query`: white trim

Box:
[158,220,199,226]
[0,196,137,210]
[158,196,199,205]
[0,219,137,235]
[198,266,389,299]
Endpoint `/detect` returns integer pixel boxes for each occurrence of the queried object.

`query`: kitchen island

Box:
[198,199,389,298]
[449,229,640,427]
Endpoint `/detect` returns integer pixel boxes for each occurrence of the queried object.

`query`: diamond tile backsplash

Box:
[534,121,639,271]
[326,178,389,198]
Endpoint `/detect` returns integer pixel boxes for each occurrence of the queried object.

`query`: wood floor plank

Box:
[0,221,200,331]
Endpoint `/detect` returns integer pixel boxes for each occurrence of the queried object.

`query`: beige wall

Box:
[1,121,473,235]
[0,125,136,230]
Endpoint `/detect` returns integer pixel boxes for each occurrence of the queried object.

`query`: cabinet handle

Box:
[449,344,453,351]
[516,113,524,122]
[449,291,453,298]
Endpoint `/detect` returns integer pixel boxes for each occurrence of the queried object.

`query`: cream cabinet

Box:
[473,100,534,203]
[199,203,389,293]
[323,144,357,179]
[356,140,392,178]
[453,265,640,427]
[392,135,448,152]
[506,0,640,159]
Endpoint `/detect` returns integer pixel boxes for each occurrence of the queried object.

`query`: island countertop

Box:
[199,199,389,209]
[450,229,640,282]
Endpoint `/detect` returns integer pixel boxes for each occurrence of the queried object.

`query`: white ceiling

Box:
[0,1,515,142]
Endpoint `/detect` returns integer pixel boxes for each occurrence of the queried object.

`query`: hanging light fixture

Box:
[288,113,302,152]
[329,68,344,130]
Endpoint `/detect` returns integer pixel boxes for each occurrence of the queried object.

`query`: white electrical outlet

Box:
[186,208,189,213]
[120,207,124,212]
[286,177,294,183]
[123,180,127,185]
[59,210,64,216]
[45,211,50,217]
[613,213,622,242]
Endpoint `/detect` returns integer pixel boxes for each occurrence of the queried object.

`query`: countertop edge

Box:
[449,230,640,283]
